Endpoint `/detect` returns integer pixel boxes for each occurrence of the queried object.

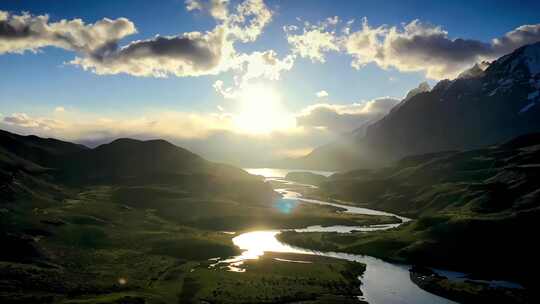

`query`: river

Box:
[219,168,458,304]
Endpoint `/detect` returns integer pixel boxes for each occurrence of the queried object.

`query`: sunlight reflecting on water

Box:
[217,171,459,303]
[234,231,308,255]
[222,229,457,304]
[213,231,311,272]
[244,168,335,178]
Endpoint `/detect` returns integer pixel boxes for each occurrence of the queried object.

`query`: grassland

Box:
[278,138,540,292]
[180,252,366,304]
[0,181,379,304]
[109,185,400,231]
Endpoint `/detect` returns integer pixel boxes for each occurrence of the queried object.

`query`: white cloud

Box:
[186,0,229,20]
[0,95,400,165]
[0,108,335,166]
[214,50,295,98]
[284,17,340,63]
[316,90,329,98]
[3,113,66,130]
[491,24,540,54]
[225,0,273,43]
[234,50,294,83]
[296,97,400,133]
[54,106,65,113]
[284,16,540,79]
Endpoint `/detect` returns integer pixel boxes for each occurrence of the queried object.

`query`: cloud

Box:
[226,0,273,43]
[54,106,65,113]
[316,90,329,98]
[0,9,225,78]
[74,0,276,78]
[239,50,294,82]
[296,97,400,134]
[214,50,295,98]
[0,108,333,166]
[71,27,228,77]
[2,0,276,80]
[346,19,540,79]
[186,0,229,20]
[284,17,340,62]
[2,113,65,130]
[345,19,490,79]
[1,110,235,141]
[285,17,540,79]
[0,95,401,166]
[0,11,136,55]
[492,24,540,54]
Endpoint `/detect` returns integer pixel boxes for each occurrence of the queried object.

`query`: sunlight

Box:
[233,84,295,134]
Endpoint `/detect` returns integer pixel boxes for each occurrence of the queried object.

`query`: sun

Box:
[233,84,295,134]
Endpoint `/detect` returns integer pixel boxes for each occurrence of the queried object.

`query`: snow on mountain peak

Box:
[457,62,489,79]
[522,43,540,75]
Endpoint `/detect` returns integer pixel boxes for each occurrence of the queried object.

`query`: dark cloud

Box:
[346,19,540,79]
[0,11,136,54]
[493,24,540,54]
[74,28,226,77]
[1,0,275,78]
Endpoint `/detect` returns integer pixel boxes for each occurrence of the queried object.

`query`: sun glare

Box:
[233,84,295,134]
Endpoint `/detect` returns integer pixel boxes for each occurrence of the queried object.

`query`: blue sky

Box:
[1,0,540,164]
[1,0,538,114]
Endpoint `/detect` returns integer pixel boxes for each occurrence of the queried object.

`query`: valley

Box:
[0,130,396,303]
[2,25,540,304]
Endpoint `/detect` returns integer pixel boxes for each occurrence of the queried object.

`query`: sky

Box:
[1,0,540,166]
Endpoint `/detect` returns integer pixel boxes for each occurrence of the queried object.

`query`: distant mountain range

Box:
[289,42,540,170]
[0,129,272,203]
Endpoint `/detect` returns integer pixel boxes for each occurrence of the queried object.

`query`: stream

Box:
[219,168,457,304]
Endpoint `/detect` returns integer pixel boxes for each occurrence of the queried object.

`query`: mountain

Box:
[5,130,369,303]
[0,129,272,203]
[0,129,88,168]
[282,133,540,287]
[299,42,540,170]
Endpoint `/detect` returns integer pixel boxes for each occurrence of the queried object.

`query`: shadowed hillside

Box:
[281,133,540,289]
[0,129,383,303]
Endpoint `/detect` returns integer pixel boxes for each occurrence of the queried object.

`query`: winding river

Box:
[221,168,458,304]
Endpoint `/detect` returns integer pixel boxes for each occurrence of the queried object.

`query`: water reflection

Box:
[226,230,457,304]
[213,231,310,272]
[223,168,457,303]
[245,167,335,178]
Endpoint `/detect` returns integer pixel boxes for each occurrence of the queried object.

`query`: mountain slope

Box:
[300,42,540,170]
[322,133,540,217]
[0,129,88,168]
[282,133,540,287]
[0,129,272,203]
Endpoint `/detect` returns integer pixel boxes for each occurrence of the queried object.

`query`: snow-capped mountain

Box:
[296,42,540,170]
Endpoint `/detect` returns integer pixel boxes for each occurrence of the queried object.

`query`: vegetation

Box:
[279,134,540,293]
[0,130,375,303]
[408,266,529,304]
[181,253,366,304]
[109,185,400,231]
[285,171,328,186]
